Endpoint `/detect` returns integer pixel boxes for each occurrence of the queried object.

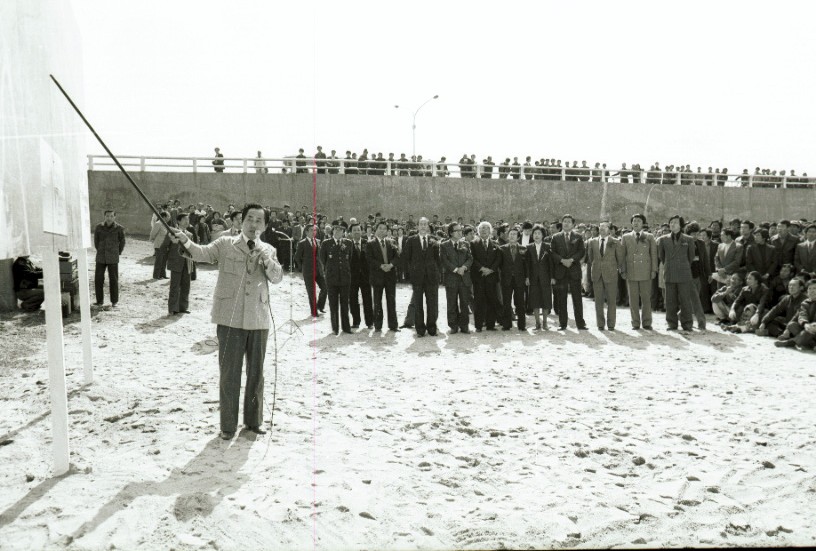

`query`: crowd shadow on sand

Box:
[70,434,254,543]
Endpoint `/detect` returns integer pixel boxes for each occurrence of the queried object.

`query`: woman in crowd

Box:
[526,224,555,330]
[727,270,772,333]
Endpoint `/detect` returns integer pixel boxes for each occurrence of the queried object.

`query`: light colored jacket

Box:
[621,231,657,281]
[184,235,283,330]
[587,236,624,283]
[150,219,169,249]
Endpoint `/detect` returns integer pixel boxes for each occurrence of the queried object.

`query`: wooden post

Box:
[76,248,93,384]
[42,249,70,475]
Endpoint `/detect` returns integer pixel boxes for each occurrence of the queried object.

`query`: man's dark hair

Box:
[729,218,741,226]
[722,228,737,239]
[631,213,646,224]
[507,226,520,238]
[349,222,362,232]
[522,220,533,230]
[562,214,575,224]
[532,224,547,237]
[229,211,242,222]
[684,221,700,234]
[778,219,790,227]
[754,228,770,241]
[806,224,816,233]
[668,214,685,229]
[741,219,755,230]
[104,210,115,216]
[160,210,170,219]
[700,228,713,239]
[177,212,189,224]
[462,225,474,236]
[447,222,460,237]
[375,221,389,231]
[241,203,269,225]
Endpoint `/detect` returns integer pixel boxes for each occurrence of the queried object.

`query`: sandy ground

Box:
[1,236,815,550]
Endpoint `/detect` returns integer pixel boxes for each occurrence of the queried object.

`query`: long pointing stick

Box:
[49,74,174,234]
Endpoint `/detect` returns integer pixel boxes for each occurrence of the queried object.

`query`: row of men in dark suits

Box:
[286,210,816,338]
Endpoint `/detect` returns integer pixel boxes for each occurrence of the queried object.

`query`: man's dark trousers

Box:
[555,278,585,328]
[217,325,267,433]
[664,281,694,330]
[304,275,327,316]
[350,280,374,327]
[445,281,469,331]
[328,284,351,333]
[373,282,398,330]
[95,263,119,304]
[502,277,527,330]
[414,282,438,334]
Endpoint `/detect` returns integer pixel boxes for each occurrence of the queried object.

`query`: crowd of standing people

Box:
[145,198,816,352]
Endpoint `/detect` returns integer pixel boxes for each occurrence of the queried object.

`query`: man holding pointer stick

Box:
[169,203,283,440]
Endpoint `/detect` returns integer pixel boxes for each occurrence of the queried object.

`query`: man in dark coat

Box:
[318,225,353,334]
[499,227,528,331]
[440,222,472,334]
[294,224,327,317]
[348,223,374,329]
[550,214,588,330]
[93,210,126,306]
[366,221,400,332]
[657,215,697,332]
[471,221,502,331]
[167,213,194,315]
[402,217,442,336]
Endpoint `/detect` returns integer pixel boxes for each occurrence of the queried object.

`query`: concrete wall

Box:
[88,171,816,237]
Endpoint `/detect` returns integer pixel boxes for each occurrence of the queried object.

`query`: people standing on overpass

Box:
[212,147,224,173]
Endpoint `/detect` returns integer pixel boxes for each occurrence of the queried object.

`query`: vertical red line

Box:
[312,156,317,549]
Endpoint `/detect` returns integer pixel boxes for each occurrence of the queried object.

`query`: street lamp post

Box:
[412,94,438,158]
[396,95,439,158]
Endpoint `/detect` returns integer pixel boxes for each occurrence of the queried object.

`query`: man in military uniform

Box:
[319,224,353,334]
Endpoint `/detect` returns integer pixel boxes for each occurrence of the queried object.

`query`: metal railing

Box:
[87,155,814,188]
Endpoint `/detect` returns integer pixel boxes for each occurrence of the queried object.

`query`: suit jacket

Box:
[349,239,370,286]
[745,242,778,278]
[94,222,126,264]
[319,238,353,286]
[795,298,816,326]
[470,237,502,281]
[587,236,624,283]
[526,242,554,282]
[184,234,283,330]
[403,234,441,286]
[498,242,528,285]
[366,237,399,287]
[621,230,658,281]
[714,241,742,274]
[794,241,816,274]
[550,231,585,281]
[440,238,473,288]
[167,230,194,273]
[770,233,798,266]
[657,233,695,283]
[697,239,717,280]
[762,292,806,325]
[294,238,323,280]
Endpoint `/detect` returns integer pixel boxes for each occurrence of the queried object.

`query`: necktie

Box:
[247,239,255,250]
[380,239,387,262]
[600,238,605,257]
[356,241,361,253]
[636,232,641,243]
[565,233,571,255]
[422,236,427,251]
[511,244,517,261]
